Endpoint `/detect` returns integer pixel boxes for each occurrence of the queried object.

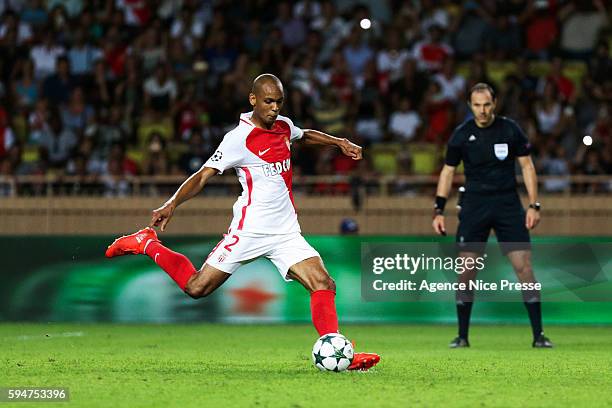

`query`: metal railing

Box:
[0,174,610,197]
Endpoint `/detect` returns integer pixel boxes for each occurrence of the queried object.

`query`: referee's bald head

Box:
[251,74,283,96]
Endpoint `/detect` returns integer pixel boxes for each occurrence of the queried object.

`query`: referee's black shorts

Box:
[456,190,531,255]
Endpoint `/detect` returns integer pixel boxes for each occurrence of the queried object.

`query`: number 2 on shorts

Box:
[223,235,240,252]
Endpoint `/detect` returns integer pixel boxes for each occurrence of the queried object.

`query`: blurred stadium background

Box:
[0,0,610,325]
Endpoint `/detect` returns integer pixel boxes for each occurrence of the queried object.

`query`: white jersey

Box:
[203,112,304,235]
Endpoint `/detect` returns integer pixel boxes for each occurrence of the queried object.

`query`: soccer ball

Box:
[311,333,354,372]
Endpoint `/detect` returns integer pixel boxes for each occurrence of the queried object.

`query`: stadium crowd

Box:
[0,0,610,196]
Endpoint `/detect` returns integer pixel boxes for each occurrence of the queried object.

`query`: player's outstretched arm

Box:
[432,164,456,236]
[302,129,362,160]
[518,156,541,230]
[149,166,218,231]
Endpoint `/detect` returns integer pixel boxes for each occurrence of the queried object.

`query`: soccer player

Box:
[432,83,553,349]
[106,74,380,370]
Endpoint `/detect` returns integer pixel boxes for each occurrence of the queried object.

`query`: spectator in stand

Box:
[113,58,143,116]
[68,27,102,78]
[324,50,354,104]
[376,28,410,84]
[179,130,212,175]
[588,41,612,87]
[542,57,576,103]
[28,98,51,145]
[0,107,16,159]
[388,98,421,142]
[310,1,349,64]
[523,0,559,60]
[30,30,65,79]
[354,61,384,144]
[42,55,75,105]
[293,0,322,21]
[419,0,452,34]
[90,59,111,108]
[102,142,138,177]
[390,58,429,108]
[0,9,33,45]
[0,24,27,86]
[135,25,166,74]
[243,20,266,58]
[342,25,374,84]
[514,57,539,103]
[260,27,285,73]
[422,80,453,144]
[87,105,128,162]
[574,147,607,193]
[143,63,177,116]
[35,111,77,169]
[451,2,493,59]
[102,155,131,197]
[488,14,522,60]
[78,8,103,42]
[412,24,453,72]
[114,0,152,29]
[275,1,307,49]
[286,52,319,121]
[11,58,39,110]
[203,31,238,85]
[539,144,571,193]
[170,6,205,54]
[141,132,173,176]
[559,0,608,61]
[48,0,83,19]
[61,87,94,135]
[533,81,565,139]
[1,142,22,178]
[20,0,48,29]
[101,26,128,78]
[311,88,348,136]
[433,57,466,104]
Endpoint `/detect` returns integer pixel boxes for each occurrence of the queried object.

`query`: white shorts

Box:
[205,231,320,280]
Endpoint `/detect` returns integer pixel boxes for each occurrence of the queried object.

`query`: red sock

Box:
[144,241,196,290]
[310,290,339,336]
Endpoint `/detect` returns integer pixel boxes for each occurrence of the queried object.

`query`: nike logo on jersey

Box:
[258,148,271,156]
[469,135,476,142]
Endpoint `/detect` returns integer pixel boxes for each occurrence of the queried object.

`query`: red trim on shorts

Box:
[206,234,226,261]
[237,167,253,230]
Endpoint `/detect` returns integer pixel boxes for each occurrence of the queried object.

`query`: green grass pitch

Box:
[2,324,612,407]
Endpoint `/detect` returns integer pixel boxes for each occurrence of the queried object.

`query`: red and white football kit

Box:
[203,112,319,278]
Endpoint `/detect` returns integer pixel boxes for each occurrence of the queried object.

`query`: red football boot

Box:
[105,227,159,258]
[348,352,381,371]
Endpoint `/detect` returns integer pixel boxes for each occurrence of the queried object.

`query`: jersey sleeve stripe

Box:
[237,167,253,230]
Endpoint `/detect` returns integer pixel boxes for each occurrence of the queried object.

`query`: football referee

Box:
[432,83,553,348]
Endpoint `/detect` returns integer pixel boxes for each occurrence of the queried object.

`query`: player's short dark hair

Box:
[251,73,283,94]
[468,83,496,103]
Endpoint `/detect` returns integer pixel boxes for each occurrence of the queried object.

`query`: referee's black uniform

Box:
[445,115,531,253]
[443,114,551,348]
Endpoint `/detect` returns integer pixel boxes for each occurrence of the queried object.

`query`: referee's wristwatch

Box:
[528,202,541,211]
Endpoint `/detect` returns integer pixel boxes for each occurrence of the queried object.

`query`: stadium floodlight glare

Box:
[360,18,372,30]
[583,135,593,146]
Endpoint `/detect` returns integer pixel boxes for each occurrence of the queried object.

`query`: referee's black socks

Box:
[522,289,543,339]
[456,290,474,340]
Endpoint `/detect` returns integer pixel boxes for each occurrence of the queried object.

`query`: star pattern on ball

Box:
[313,350,326,366]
